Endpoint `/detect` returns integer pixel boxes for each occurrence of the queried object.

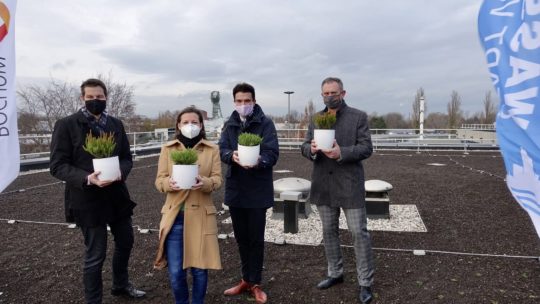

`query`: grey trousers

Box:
[317,205,375,287]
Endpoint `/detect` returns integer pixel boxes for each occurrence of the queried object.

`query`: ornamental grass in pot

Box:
[237,132,263,166]
[83,132,121,181]
[171,148,199,189]
[313,112,337,150]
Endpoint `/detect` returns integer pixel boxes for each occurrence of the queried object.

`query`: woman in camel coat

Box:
[154,106,222,304]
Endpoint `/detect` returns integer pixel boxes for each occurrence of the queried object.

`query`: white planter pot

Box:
[172,164,199,189]
[314,129,335,150]
[92,156,121,181]
[238,144,260,166]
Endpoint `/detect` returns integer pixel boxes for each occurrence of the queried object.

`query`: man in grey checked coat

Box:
[300,77,375,304]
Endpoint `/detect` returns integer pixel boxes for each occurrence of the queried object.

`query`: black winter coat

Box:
[219,104,279,208]
[49,110,136,227]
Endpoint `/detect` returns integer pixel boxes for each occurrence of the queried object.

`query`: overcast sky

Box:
[15,0,495,119]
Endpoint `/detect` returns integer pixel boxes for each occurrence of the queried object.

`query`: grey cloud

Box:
[19,1,496,117]
[51,59,76,71]
[136,91,235,118]
[100,46,229,82]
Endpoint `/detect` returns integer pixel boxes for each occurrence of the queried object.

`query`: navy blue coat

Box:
[219,104,279,208]
[50,110,136,226]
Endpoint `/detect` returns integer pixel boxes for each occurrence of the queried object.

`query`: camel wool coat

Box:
[154,139,222,270]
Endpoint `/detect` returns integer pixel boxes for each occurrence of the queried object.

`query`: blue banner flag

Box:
[478,0,540,238]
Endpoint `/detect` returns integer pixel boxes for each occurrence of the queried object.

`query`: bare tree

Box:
[411,87,426,128]
[17,75,136,133]
[96,72,136,119]
[463,112,482,125]
[267,114,284,123]
[482,91,497,124]
[299,99,315,128]
[17,78,80,133]
[447,90,463,129]
[289,110,300,124]
[155,110,179,129]
[425,112,449,129]
[124,114,152,132]
[383,112,408,129]
[17,112,40,134]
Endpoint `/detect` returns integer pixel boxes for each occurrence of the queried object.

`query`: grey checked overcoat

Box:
[300,102,373,209]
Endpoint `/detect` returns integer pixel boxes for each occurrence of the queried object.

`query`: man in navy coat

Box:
[50,78,145,304]
[219,82,279,304]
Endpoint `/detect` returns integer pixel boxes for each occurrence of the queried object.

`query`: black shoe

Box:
[111,283,146,298]
[316,276,344,289]
[359,286,373,304]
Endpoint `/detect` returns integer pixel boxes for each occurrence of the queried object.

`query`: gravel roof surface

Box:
[1,150,539,303]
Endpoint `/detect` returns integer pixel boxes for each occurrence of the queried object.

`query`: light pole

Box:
[419,95,425,140]
[283,91,294,125]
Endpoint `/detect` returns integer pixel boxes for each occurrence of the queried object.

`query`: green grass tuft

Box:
[83,132,116,158]
[313,112,336,129]
[171,149,198,165]
[238,132,263,146]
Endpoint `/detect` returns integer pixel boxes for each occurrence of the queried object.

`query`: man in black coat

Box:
[301,77,375,304]
[50,78,145,304]
[219,82,279,304]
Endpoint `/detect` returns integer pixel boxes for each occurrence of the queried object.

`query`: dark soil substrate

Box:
[1,151,539,303]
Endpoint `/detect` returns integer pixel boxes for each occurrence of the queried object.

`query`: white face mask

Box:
[180,123,201,139]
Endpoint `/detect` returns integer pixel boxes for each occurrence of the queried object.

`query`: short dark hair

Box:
[321,77,344,91]
[80,78,108,97]
[232,82,255,100]
[175,106,207,139]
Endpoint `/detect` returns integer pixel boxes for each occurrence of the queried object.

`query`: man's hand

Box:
[322,140,341,160]
[232,150,259,169]
[310,139,319,155]
[88,171,115,188]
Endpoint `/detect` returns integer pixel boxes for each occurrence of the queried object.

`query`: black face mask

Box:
[323,95,342,109]
[85,99,107,115]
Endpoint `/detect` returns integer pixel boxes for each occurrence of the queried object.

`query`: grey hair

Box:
[321,77,344,91]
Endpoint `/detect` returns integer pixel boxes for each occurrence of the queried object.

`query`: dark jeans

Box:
[166,213,208,304]
[229,207,267,285]
[80,216,134,304]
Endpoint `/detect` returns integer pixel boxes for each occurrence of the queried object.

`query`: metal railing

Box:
[460,124,496,130]
[275,128,499,151]
[18,128,500,170]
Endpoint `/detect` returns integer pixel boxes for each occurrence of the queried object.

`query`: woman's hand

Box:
[169,177,181,191]
[191,175,204,190]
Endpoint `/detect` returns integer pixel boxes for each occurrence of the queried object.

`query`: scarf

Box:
[81,107,109,136]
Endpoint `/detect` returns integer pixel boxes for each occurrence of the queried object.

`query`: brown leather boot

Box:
[250,285,267,304]
[224,279,251,296]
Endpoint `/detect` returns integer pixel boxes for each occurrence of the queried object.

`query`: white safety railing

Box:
[276,128,498,151]
[18,128,500,165]
[460,124,496,130]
